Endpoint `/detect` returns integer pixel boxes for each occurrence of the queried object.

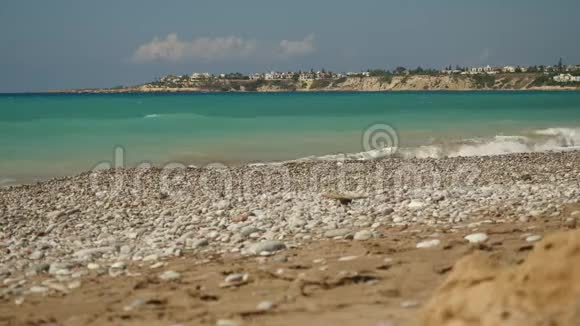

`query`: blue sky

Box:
[1,0,579,92]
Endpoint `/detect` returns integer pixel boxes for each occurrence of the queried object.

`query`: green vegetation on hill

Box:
[472,74,496,89]
[310,79,333,89]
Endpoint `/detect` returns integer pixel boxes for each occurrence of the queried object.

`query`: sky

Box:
[1,0,579,92]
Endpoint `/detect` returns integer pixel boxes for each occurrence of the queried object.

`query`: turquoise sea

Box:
[1,91,580,185]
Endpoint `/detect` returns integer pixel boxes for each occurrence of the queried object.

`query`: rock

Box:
[400,300,420,309]
[29,286,49,294]
[322,193,367,205]
[526,235,542,242]
[48,263,72,275]
[110,261,127,269]
[215,200,230,210]
[224,273,247,284]
[119,245,132,255]
[221,273,249,287]
[246,241,286,255]
[231,212,249,222]
[324,228,351,238]
[87,263,100,270]
[423,229,580,326]
[416,239,441,249]
[392,216,405,223]
[529,210,543,218]
[240,226,261,237]
[563,217,577,229]
[142,254,159,262]
[464,233,489,244]
[73,247,114,259]
[189,238,209,249]
[44,282,69,293]
[124,298,146,311]
[47,210,65,219]
[109,261,127,276]
[338,256,358,262]
[354,230,372,241]
[408,200,426,210]
[31,264,50,273]
[159,270,181,281]
[44,223,58,234]
[256,300,275,311]
[29,250,44,260]
[271,255,288,263]
[216,320,239,326]
[572,211,580,217]
[67,280,82,289]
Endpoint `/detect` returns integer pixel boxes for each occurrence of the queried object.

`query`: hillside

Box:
[61,73,580,93]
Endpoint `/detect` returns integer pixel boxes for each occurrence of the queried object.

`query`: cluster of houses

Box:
[156,65,580,84]
[442,64,580,75]
[442,65,526,75]
[248,71,358,81]
[553,73,580,83]
[158,70,371,83]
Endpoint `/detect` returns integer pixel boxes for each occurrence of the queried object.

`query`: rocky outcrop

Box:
[422,229,580,326]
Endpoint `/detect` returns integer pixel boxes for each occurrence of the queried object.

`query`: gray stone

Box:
[408,200,426,210]
[30,263,50,274]
[216,320,239,326]
[73,247,114,259]
[48,263,72,275]
[29,250,44,260]
[224,273,248,284]
[124,298,146,311]
[110,261,127,269]
[189,238,209,249]
[324,228,351,238]
[246,241,286,255]
[256,300,275,311]
[353,230,372,241]
[29,286,49,294]
[526,234,542,242]
[240,226,261,237]
[159,270,181,281]
[416,239,440,249]
[464,233,489,244]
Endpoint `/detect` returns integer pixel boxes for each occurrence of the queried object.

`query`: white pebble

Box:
[526,235,542,242]
[464,233,488,244]
[416,239,440,249]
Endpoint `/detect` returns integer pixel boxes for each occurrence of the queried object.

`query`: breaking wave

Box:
[144,114,161,119]
[286,127,580,163]
[406,127,580,158]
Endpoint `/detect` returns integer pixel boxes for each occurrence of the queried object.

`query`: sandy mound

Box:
[423,229,580,326]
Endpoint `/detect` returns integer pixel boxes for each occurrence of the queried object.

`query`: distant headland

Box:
[54,63,580,93]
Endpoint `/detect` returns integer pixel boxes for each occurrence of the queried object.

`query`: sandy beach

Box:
[1,151,580,325]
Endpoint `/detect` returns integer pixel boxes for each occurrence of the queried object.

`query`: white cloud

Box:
[278,34,316,57]
[133,33,257,63]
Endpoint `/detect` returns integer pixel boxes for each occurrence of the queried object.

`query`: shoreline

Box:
[3,148,580,189]
[46,86,580,94]
[35,74,580,94]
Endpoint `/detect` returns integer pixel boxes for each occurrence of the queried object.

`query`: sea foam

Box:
[289,127,580,163]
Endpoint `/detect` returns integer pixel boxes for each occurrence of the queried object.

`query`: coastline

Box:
[45,74,580,94]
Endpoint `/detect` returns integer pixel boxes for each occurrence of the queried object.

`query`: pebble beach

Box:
[1,151,580,325]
